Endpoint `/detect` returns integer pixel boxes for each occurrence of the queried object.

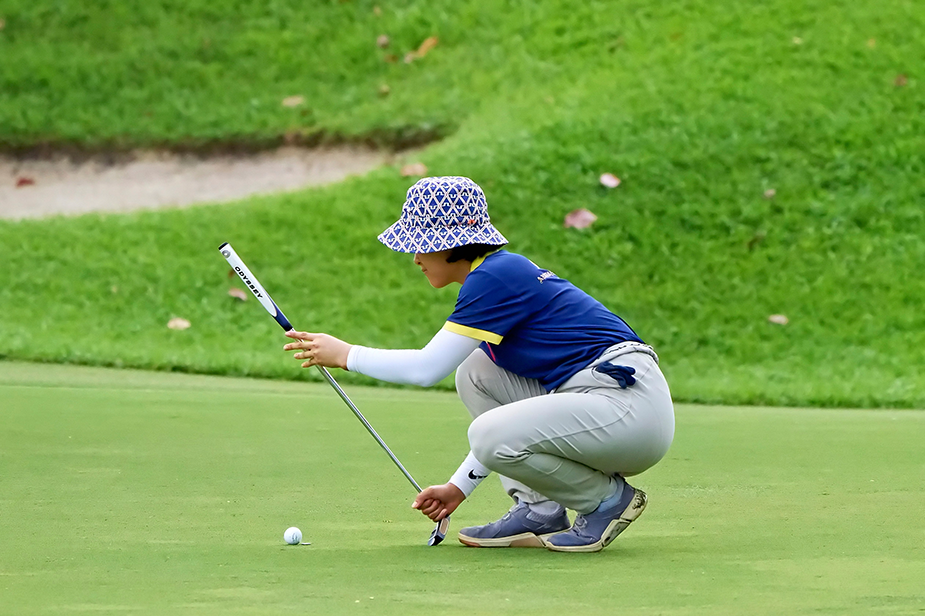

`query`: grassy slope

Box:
[1,1,923,407]
[2,362,924,615]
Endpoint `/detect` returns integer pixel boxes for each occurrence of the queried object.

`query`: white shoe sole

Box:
[543,489,647,553]
[458,528,568,548]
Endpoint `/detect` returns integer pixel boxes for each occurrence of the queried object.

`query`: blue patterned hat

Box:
[378,176,508,253]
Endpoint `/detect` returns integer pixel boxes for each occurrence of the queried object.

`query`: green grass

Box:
[1,361,923,615]
[1,0,924,407]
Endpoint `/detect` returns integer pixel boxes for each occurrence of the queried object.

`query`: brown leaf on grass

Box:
[227,268,236,279]
[763,188,776,199]
[167,317,191,330]
[228,288,248,301]
[894,74,908,87]
[383,53,398,63]
[281,95,305,108]
[404,36,439,63]
[768,314,789,325]
[401,162,428,177]
[599,173,621,188]
[378,84,391,97]
[0,18,5,31]
[563,208,598,229]
[16,176,35,187]
[373,6,382,16]
[376,34,390,48]
[416,36,439,57]
[867,38,876,48]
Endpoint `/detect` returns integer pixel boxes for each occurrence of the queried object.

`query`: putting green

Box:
[2,361,923,615]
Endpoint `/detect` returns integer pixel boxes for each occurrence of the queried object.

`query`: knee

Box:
[468,413,508,469]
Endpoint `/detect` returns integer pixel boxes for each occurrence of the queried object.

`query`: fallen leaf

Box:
[373,6,382,16]
[894,74,908,87]
[563,208,598,229]
[378,84,391,97]
[404,36,439,63]
[228,288,248,301]
[227,268,236,279]
[400,162,427,177]
[281,95,305,108]
[768,314,789,325]
[416,36,438,57]
[867,38,876,48]
[383,53,398,63]
[599,173,621,188]
[168,317,191,330]
[376,34,390,48]
[763,188,776,199]
[16,176,35,187]
[792,36,803,45]
[0,18,5,30]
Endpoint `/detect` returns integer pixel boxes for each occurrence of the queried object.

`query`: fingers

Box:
[283,331,317,348]
[420,500,442,517]
[284,332,318,355]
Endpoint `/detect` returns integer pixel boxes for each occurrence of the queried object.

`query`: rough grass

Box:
[0,0,923,407]
[2,362,924,615]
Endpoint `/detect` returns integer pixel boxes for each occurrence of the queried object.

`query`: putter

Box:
[219,242,449,546]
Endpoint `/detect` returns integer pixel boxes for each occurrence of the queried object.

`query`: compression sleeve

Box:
[448,451,492,498]
[346,328,481,387]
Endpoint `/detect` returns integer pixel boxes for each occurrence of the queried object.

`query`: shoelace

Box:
[570,515,592,538]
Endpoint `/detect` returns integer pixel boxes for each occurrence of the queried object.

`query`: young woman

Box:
[283,176,674,552]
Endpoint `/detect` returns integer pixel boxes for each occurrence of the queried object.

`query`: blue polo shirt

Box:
[443,250,643,390]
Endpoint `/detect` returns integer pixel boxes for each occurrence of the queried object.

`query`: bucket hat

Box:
[378,176,508,253]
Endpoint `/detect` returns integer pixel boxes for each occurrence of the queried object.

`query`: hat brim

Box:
[378,220,508,253]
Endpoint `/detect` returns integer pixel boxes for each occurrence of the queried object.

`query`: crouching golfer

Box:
[284,176,674,552]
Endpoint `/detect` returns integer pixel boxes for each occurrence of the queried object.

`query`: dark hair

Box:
[446,243,506,263]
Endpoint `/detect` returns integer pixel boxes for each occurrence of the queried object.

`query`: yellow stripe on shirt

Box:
[470,248,501,272]
[443,321,503,344]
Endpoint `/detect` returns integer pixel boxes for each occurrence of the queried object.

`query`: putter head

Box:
[427,516,451,546]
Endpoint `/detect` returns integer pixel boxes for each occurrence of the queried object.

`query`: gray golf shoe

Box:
[458,501,570,548]
[543,485,647,552]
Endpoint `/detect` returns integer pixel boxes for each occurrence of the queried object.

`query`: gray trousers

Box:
[457,342,675,514]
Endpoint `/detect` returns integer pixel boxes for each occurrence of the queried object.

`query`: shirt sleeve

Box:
[444,268,533,343]
[346,328,481,387]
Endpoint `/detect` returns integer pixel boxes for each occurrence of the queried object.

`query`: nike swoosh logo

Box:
[468,470,488,480]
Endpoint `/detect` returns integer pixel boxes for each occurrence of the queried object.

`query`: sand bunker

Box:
[0,145,399,220]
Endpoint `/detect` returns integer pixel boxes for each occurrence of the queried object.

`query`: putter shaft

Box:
[313,365,423,492]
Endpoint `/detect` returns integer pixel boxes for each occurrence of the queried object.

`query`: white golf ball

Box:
[284,526,302,545]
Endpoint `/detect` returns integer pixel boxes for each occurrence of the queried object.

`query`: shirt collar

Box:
[470,249,502,272]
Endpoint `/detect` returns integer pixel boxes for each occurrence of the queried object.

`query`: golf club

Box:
[219,242,450,546]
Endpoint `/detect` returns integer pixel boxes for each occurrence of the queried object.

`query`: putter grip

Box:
[219,242,293,331]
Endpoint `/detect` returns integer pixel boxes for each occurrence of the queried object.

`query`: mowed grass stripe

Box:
[1,363,923,615]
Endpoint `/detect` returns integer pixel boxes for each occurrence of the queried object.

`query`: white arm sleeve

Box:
[448,451,492,498]
[346,328,482,387]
